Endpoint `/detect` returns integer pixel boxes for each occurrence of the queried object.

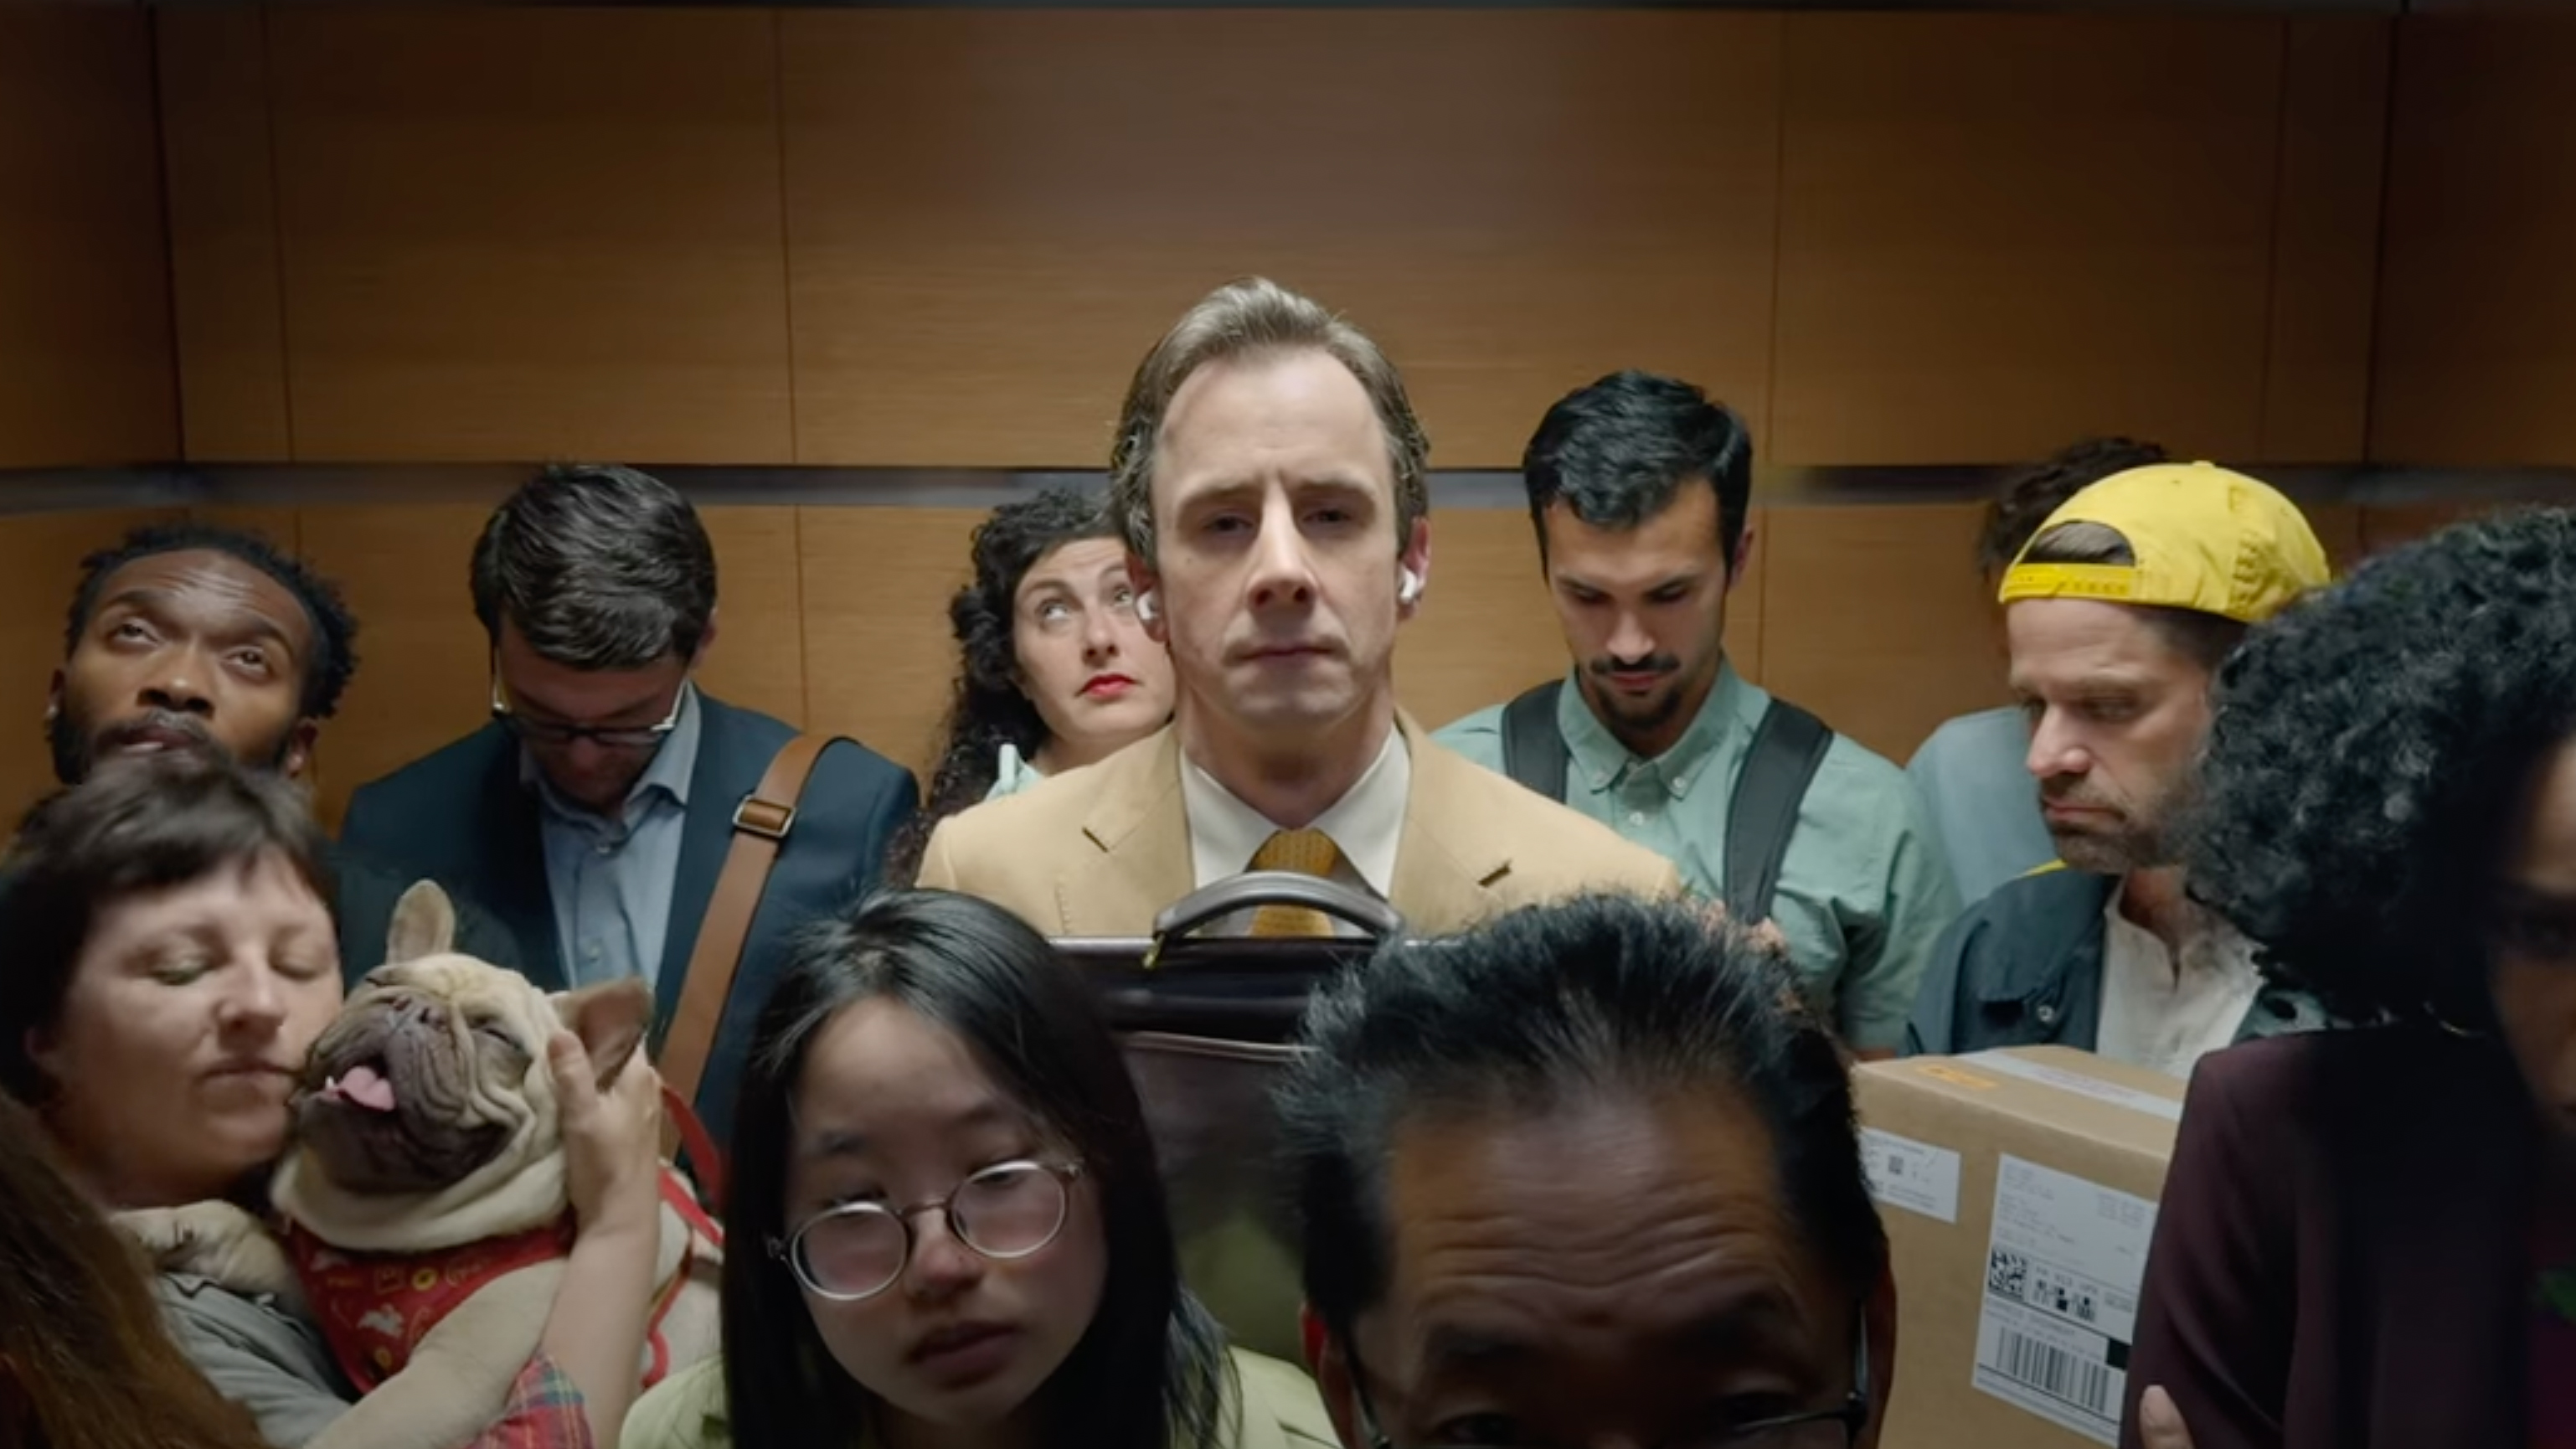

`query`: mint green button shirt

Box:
[1435,663,1960,1052]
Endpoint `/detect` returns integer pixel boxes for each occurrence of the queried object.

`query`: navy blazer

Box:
[337,694,919,1139]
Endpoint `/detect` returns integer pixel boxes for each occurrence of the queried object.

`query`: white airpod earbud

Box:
[1136,589,1160,624]
[1398,568,1424,606]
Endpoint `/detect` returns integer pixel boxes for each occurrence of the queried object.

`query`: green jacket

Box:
[625,1347,1335,1449]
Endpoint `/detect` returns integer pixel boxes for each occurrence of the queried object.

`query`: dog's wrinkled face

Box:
[295,958,549,1195]
[283,879,649,1213]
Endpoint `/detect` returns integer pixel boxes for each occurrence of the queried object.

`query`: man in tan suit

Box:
[917,278,1679,935]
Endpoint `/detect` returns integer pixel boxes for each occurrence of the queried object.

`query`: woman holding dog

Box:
[0,755,666,1449]
[884,486,1176,885]
[623,889,1332,1449]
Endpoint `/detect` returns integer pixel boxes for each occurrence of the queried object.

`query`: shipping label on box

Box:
[1971,1155,2156,1445]
[1861,1127,1963,1225]
[1857,1046,2185,1449]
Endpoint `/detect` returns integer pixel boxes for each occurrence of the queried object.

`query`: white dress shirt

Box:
[1177,725,1410,936]
[2094,879,2263,1080]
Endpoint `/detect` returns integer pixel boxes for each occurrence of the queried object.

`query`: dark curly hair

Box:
[2187,508,2576,1031]
[66,523,358,720]
[1976,436,2169,579]
[884,487,1122,884]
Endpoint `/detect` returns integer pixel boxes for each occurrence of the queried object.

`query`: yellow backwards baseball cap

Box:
[1997,461,2331,624]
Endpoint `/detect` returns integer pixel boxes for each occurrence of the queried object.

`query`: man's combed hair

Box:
[2187,508,2576,1031]
[66,523,359,720]
[1976,437,2169,579]
[1522,371,1754,570]
[1278,894,1888,1331]
[470,463,718,670]
[0,755,333,1106]
[1107,278,1430,565]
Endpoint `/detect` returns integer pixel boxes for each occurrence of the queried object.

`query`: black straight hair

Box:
[719,890,1229,1449]
[1522,370,1755,573]
[1279,893,1888,1333]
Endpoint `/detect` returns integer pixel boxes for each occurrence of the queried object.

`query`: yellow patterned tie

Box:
[1247,828,1342,937]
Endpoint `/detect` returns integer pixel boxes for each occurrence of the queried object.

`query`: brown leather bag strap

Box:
[660,733,842,1110]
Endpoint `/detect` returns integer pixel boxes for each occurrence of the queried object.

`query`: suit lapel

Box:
[477,741,566,990]
[1058,728,1193,936]
[1386,716,1509,931]
[655,698,760,1028]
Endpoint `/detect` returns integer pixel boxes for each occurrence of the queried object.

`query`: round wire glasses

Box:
[767,1158,1084,1302]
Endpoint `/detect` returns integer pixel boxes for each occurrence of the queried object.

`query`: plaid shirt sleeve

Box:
[471,1355,595,1449]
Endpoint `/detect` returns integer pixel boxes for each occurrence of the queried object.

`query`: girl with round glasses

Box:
[622,890,1332,1449]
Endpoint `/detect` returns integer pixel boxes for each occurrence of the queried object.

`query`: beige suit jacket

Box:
[915,714,1682,936]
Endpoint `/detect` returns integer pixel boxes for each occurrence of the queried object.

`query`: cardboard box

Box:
[1856,1046,2187,1449]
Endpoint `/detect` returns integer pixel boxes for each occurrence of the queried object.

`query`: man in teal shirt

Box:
[1435,371,1957,1055]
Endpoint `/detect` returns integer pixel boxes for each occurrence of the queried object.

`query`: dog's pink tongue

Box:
[332,1064,397,1113]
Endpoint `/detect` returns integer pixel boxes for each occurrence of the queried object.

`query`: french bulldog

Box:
[131,880,724,1449]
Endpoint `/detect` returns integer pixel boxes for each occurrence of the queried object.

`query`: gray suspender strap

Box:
[1499,676,1832,922]
[1723,699,1834,924]
[1499,680,1569,802]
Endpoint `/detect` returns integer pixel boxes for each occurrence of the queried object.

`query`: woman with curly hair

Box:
[2123,508,2576,1449]
[886,487,1174,884]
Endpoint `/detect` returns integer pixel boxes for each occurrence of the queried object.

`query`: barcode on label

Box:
[1988,1327,2114,1416]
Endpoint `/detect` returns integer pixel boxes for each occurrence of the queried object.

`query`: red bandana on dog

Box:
[288,1171,720,1392]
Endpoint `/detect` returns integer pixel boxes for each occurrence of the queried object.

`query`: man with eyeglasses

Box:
[340,464,919,1134]
[1279,893,1897,1449]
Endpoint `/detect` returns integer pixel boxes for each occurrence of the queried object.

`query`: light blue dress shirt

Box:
[1906,704,2056,907]
[1436,663,1960,1053]
[526,687,701,992]
[985,743,1046,802]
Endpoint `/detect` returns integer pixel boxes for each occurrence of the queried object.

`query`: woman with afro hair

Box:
[884,487,1174,884]
[2124,508,2576,1449]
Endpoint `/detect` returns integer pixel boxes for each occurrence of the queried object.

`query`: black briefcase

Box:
[1054,873,1405,1364]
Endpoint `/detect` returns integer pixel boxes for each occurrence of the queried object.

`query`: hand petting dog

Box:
[270,882,722,1449]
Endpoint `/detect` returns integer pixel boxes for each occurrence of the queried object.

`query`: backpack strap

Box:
[1498,681,1570,802]
[660,734,842,1112]
[1722,700,1833,924]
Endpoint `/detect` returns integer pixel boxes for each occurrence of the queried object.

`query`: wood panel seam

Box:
[770,11,801,465]
[2358,14,2408,462]
[143,11,188,462]
[2255,20,2294,460]
[1759,14,1793,453]
[257,4,297,461]
[791,503,812,729]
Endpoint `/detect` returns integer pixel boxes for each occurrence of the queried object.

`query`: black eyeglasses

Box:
[766,1159,1084,1302]
[1345,1313,1872,1449]
[489,670,690,751]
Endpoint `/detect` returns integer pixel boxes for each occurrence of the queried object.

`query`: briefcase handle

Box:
[1151,870,1407,943]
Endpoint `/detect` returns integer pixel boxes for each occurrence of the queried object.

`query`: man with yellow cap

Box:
[1904,462,2341,1075]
